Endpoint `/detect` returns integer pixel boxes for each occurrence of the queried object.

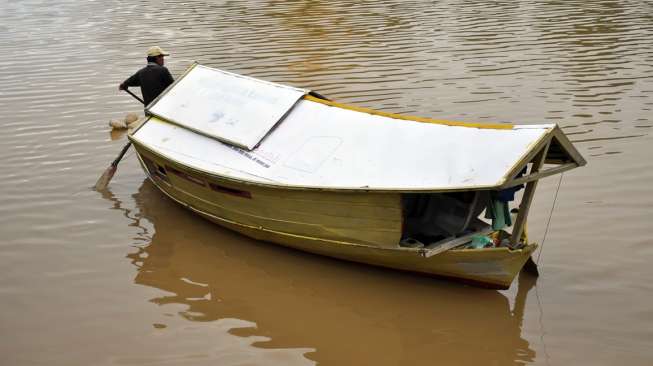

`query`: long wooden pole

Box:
[124,88,145,105]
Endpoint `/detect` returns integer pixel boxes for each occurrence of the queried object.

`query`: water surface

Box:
[1,0,652,365]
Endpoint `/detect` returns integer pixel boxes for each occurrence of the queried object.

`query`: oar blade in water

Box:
[94,142,132,190]
[94,165,117,190]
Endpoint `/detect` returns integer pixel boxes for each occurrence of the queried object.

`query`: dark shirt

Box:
[122,62,174,105]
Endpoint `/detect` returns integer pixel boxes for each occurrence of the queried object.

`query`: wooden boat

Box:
[128,63,585,289]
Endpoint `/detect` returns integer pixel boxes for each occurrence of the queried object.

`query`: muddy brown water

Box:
[1,1,652,365]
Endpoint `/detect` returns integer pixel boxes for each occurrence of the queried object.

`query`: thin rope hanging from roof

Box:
[537,173,564,264]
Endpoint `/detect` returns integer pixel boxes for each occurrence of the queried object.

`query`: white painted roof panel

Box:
[147,64,307,150]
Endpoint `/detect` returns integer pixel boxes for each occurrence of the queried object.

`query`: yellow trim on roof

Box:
[303,95,514,130]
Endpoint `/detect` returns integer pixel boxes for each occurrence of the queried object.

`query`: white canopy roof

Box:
[147,65,307,150]
[132,64,584,192]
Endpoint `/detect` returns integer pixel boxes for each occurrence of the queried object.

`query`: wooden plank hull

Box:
[133,144,536,289]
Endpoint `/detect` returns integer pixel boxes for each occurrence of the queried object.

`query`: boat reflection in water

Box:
[113,180,537,365]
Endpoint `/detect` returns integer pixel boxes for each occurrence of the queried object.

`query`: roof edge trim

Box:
[303,95,514,130]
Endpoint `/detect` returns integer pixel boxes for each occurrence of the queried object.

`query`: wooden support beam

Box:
[500,162,577,189]
[502,134,551,185]
[510,141,551,247]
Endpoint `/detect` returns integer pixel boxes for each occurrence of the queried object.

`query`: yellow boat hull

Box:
[132,143,537,289]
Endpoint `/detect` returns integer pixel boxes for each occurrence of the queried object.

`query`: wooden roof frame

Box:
[499,126,586,189]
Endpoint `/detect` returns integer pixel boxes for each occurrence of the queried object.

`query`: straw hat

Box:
[147,46,170,57]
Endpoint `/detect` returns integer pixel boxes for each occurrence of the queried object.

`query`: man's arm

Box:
[119,72,140,91]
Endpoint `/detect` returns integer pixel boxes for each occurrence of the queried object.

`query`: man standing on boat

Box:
[119,46,174,106]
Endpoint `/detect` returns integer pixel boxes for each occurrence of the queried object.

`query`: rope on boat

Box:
[537,172,564,264]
